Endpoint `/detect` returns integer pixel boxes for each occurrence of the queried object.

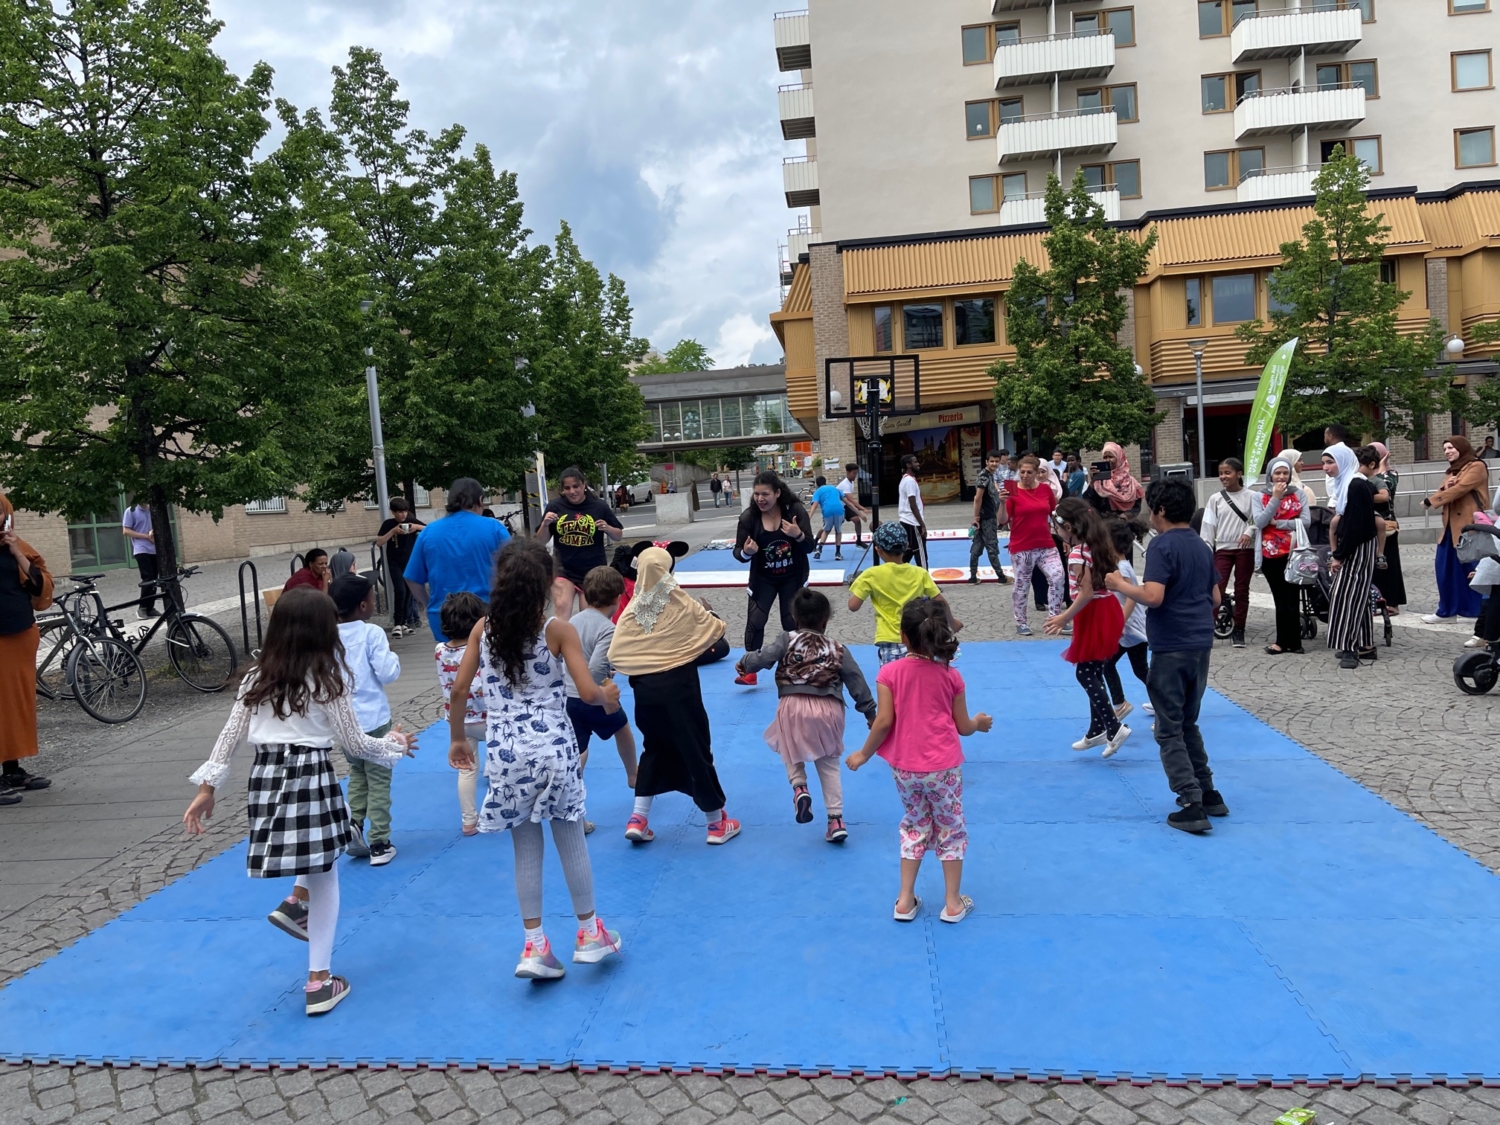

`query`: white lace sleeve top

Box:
[189,681,407,790]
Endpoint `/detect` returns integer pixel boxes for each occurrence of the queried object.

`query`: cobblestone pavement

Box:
[5,520,1500,1122]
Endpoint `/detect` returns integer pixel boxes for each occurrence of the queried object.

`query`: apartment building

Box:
[770,0,1500,498]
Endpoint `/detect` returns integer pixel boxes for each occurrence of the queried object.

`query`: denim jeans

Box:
[1145,648,1214,805]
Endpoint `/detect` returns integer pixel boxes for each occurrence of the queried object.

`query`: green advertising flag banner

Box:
[1243,337,1299,480]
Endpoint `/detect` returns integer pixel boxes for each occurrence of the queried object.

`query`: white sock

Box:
[632,795,652,818]
[580,916,600,939]
[524,924,546,949]
[709,808,725,826]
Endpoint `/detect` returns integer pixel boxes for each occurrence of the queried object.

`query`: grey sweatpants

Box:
[511,818,595,921]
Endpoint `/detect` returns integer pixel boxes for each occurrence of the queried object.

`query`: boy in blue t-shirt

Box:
[810,475,847,561]
[1106,478,1229,837]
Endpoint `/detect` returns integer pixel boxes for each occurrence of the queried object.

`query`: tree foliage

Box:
[989,173,1161,451]
[635,338,714,375]
[0,0,345,573]
[1236,149,1447,441]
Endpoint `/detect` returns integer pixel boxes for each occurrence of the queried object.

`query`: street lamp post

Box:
[360,300,391,521]
[1188,339,1208,479]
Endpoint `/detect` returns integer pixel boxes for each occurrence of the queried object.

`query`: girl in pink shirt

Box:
[847,599,992,924]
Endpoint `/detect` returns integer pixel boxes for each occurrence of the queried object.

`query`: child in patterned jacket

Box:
[435,592,489,836]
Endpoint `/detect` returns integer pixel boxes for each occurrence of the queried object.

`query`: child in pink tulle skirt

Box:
[735,588,876,843]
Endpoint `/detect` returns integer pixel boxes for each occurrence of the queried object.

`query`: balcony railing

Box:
[1237,164,1318,202]
[1233,82,1365,139]
[782,156,819,207]
[773,9,811,71]
[998,186,1121,226]
[998,107,1117,163]
[992,0,1101,11]
[993,29,1116,88]
[777,82,815,140]
[787,226,822,261]
[1230,5,1362,62]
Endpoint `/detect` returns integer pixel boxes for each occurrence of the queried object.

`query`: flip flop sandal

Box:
[939,895,974,924]
[893,896,922,923]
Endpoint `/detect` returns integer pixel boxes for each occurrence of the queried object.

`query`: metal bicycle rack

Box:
[237,560,262,656]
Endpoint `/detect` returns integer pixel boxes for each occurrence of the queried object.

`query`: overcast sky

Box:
[211,0,791,367]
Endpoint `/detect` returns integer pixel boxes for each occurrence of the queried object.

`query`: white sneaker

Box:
[1423,614,1456,624]
[1465,636,1487,648]
[1142,702,1155,716]
[1114,701,1134,720]
[1071,733,1107,751]
[1102,725,1131,759]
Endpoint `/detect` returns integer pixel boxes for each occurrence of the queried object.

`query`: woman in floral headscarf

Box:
[0,489,55,804]
[1423,436,1489,622]
[1089,442,1146,515]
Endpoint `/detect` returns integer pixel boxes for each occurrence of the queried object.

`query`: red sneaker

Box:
[706,815,741,845]
[733,671,758,686]
[624,814,654,843]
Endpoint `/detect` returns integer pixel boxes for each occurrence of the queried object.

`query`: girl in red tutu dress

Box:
[1044,499,1130,758]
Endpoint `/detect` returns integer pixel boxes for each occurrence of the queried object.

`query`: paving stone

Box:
[665,1107,718,1125]
[786,1093,836,1124]
[652,1086,695,1116]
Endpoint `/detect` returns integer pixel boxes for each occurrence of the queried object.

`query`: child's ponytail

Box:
[900,597,958,662]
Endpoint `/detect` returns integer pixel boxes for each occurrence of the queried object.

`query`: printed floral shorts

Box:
[893,767,967,862]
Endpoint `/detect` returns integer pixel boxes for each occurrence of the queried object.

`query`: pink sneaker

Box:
[706,815,741,845]
[624,814,654,843]
[461,823,479,837]
[733,671,758,686]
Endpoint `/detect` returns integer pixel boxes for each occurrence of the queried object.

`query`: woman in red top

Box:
[1004,455,1065,637]
[1253,454,1313,655]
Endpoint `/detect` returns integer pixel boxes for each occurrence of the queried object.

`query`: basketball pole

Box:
[848,373,883,580]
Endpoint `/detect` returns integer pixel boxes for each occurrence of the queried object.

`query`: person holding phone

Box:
[1086,442,1145,517]
[0,490,55,803]
[376,497,426,636]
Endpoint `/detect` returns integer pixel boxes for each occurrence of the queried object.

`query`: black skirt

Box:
[630,661,727,814]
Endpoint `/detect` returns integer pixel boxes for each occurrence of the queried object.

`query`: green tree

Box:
[530,222,650,481]
[989,173,1161,450]
[294,48,540,508]
[0,0,345,575]
[1236,148,1447,441]
[635,338,714,375]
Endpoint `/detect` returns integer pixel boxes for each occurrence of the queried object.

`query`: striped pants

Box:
[1327,538,1377,655]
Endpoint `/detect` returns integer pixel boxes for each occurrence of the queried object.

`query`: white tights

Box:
[292,867,341,974]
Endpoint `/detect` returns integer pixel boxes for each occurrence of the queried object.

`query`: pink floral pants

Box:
[893,767,967,861]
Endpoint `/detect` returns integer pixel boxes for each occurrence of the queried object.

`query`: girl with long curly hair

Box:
[444,538,626,981]
[1044,499,1130,758]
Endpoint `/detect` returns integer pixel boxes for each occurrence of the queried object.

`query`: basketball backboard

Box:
[823,356,921,421]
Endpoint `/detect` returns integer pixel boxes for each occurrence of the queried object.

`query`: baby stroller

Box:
[1293,507,1391,648]
[1454,521,1500,694]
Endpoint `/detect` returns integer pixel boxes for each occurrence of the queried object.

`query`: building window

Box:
[1453,51,1494,91]
[1212,273,1257,324]
[1186,278,1202,327]
[954,299,997,346]
[1199,0,1257,37]
[1316,60,1378,96]
[1074,8,1135,46]
[1002,172,1028,201]
[1200,71,1260,113]
[246,498,288,515]
[1450,0,1489,13]
[1320,137,1382,173]
[969,175,998,214]
[1379,260,1398,286]
[902,304,945,350]
[1267,272,1296,316]
[966,98,1023,138]
[1078,83,1138,122]
[1456,126,1496,167]
[1081,159,1142,199]
[1204,147,1264,189]
[873,305,894,351]
[963,22,1021,64]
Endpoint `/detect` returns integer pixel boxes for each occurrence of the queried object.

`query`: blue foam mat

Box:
[677,537,1008,581]
[3,640,1499,1080]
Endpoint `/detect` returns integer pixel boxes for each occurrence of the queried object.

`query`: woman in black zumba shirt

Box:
[732,471,813,685]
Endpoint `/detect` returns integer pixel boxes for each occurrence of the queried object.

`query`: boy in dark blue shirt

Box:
[1107,478,1229,834]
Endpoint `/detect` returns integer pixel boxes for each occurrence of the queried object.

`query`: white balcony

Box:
[992,0,1100,11]
[1237,164,1317,202]
[773,9,811,71]
[994,30,1115,88]
[999,186,1120,226]
[778,83,814,140]
[787,226,822,261]
[1234,84,1365,139]
[783,157,819,207]
[1231,7,1362,63]
[998,108,1117,163]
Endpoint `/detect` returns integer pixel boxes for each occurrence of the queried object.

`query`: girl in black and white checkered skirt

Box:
[184,587,414,1016]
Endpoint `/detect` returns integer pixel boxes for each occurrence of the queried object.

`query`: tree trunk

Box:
[148,483,177,612]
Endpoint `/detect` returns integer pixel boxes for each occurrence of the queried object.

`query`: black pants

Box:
[745,572,803,652]
[1104,641,1150,705]
[903,523,928,569]
[1075,661,1120,738]
[1480,591,1500,642]
[969,517,1003,577]
[1146,648,1214,806]
[1261,555,1303,652]
[630,662,727,815]
[390,560,416,627]
[135,553,160,614]
[696,636,731,665]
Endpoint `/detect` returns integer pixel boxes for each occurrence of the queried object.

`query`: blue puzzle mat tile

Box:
[1114,756,1397,825]
[943,760,1154,823]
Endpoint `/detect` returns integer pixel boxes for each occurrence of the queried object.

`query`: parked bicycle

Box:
[34,578,148,723]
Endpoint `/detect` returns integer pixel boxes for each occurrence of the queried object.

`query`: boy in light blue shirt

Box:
[810,475,847,561]
[331,573,404,866]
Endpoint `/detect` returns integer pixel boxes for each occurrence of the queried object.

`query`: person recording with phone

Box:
[1084,443,1144,517]
[376,497,426,636]
[0,490,55,803]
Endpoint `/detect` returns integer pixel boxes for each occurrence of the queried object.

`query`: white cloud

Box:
[210,0,793,367]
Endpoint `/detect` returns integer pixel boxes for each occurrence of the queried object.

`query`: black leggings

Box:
[1075,661,1121,738]
[745,575,802,652]
[1104,641,1150,705]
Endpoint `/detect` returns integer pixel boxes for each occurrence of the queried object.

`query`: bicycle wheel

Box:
[34,617,77,700]
[166,614,237,692]
[66,637,147,723]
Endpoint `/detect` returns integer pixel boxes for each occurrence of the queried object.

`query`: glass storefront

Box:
[68,494,130,571]
[644,394,801,445]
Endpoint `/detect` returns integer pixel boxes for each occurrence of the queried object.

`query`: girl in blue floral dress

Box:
[445,539,625,980]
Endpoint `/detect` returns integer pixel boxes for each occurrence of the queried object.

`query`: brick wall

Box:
[809,243,857,470]
[1153,398,1185,470]
[1428,258,1450,334]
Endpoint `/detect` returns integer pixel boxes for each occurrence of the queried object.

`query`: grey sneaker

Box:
[1016,623,1034,637]
[516,938,566,980]
[267,895,309,942]
[368,840,396,866]
[304,975,351,1016]
[572,919,623,964]
[345,821,370,859]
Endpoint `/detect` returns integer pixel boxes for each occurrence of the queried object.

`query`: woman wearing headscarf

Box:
[1367,441,1406,614]
[1324,444,1382,669]
[0,489,55,803]
[1254,452,1314,654]
[608,547,739,846]
[1423,436,1490,622]
[1088,442,1145,516]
